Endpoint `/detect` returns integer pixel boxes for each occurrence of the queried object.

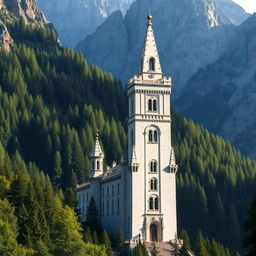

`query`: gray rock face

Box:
[76,0,244,95]
[0,20,12,50]
[0,0,51,50]
[214,0,250,25]
[37,0,133,47]
[178,14,256,158]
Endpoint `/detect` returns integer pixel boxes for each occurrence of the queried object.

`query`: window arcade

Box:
[150,178,158,190]
[149,196,159,211]
[148,130,158,143]
[148,98,157,112]
[149,160,157,173]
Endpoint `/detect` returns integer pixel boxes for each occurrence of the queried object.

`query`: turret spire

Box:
[140,11,162,80]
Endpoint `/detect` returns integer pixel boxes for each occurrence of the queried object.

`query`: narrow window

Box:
[87,192,88,202]
[154,130,158,142]
[97,160,100,170]
[131,99,134,114]
[112,185,114,196]
[130,129,134,146]
[107,200,109,216]
[154,161,157,173]
[112,199,114,215]
[102,188,104,198]
[149,197,154,210]
[155,197,159,210]
[117,198,120,214]
[148,99,152,111]
[150,179,154,190]
[153,99,157,111]
[149,57,155,71]
[107,187,109,197]
[82,193,85,203]
[154,179,157,190]
[102,202,104,216]
[118,183,120,195]
[148,130,153,142]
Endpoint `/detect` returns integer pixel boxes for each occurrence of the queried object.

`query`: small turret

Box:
[169,147,178,173]
[129,146,139,172]
[89,131,104,178]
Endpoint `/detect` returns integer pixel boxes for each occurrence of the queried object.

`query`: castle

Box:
[77,13,178,243]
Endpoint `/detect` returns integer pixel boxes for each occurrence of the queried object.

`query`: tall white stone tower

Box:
[126,12,178,242]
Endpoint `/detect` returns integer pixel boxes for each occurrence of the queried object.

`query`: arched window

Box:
[149,57,155,71]
[97,160,100,170]
[150,160,157,173]
[148,99,152,111]
[150,178,158,190]
[148,130,153,142]
[153,99,157,111]
[149,197,154,210]
[155,197,159,210]
[154,130,158,142]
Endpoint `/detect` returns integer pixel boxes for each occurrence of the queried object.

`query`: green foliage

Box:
[134,243,148,256]
[180,230,191,256]
[101,230,112,256]
[86,196,99,230]
[242,194,256,256]
[173,114,256,250]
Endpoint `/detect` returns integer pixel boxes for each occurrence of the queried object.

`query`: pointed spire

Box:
[129,146,139,172]
[130,146,138,164]
[90,131,104,158]
[169,147,178,173]
[140,11,162,78]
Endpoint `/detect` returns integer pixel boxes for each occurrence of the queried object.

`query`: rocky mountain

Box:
[37,0,134,47]
[0,0,51,50]
[214,0,250,25]
[76,0,247,95]
[177,14,256,158]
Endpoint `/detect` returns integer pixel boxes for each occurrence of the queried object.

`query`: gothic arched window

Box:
[154,130,158,142]
[148,130,153,142]
[149,197,154,210]
[149,57,155,71]
[153,99,157,111]
[148,99,152,111]
[97,160,100,170]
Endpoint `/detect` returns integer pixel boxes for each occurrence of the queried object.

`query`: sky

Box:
[232,0,256,13]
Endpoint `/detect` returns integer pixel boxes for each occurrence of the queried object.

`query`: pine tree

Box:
[180,229,191,256]
[101,230,112,256]
[86,196,99,230]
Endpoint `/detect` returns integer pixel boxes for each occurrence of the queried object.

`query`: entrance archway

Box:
[150,223,158,241]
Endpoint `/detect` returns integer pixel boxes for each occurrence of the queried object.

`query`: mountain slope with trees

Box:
[0,12,255,255]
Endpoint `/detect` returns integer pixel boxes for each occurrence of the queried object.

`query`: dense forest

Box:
[0,18,255,255]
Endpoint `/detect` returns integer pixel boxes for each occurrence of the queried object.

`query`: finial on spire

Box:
[147,8,152,25]
[96,129,99,139]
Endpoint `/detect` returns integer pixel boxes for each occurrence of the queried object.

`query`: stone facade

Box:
[77,13,178,243]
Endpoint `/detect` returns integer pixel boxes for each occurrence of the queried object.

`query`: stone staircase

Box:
[146,242,176,256]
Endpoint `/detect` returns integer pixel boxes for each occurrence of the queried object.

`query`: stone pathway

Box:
[146,242,176,256]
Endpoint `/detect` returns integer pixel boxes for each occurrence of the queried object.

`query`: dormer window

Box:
[149,57,155,71]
